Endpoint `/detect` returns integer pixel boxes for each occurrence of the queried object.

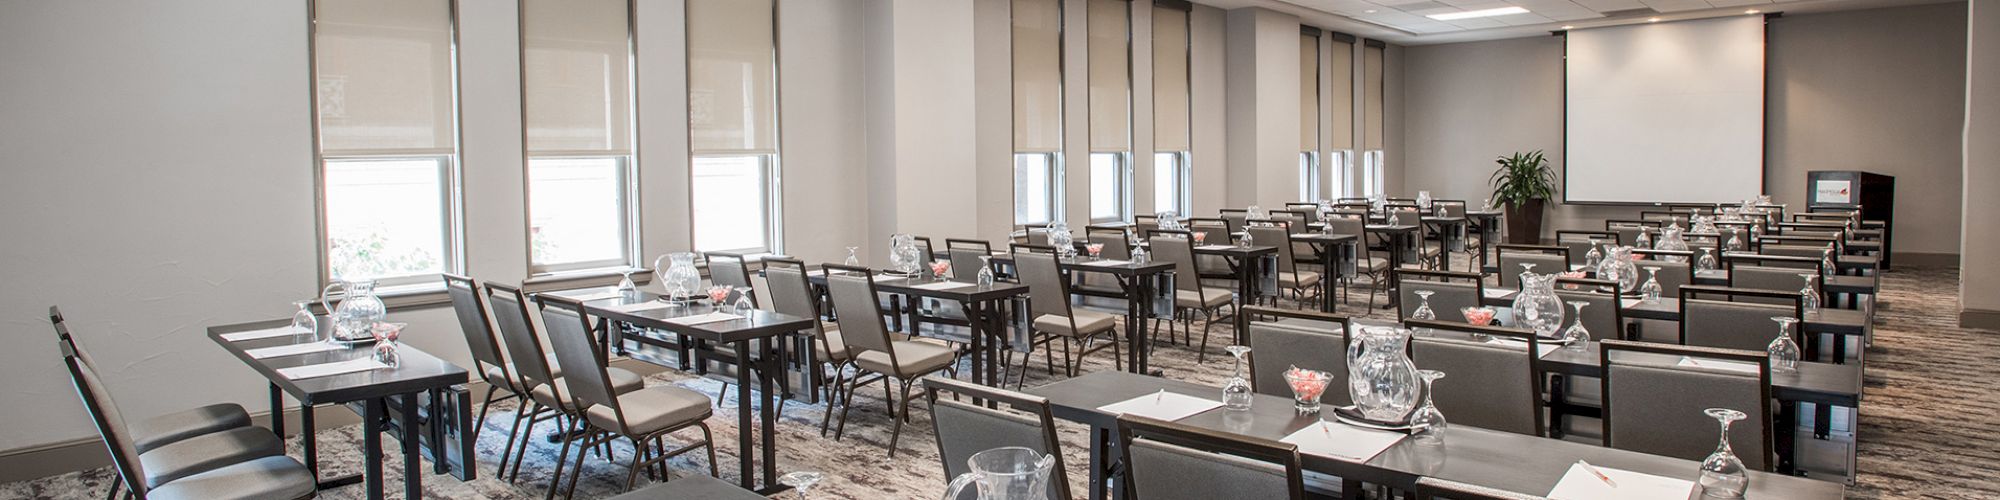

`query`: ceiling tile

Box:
[1496,12,1557,25]
[1706,0,1772,6]
[1641,0,1714,12]
[1444,17,1510,28]
[1571,0,1647,10]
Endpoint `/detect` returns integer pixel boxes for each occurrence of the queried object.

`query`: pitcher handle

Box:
[320,281,344,317]
[941,472,978,500]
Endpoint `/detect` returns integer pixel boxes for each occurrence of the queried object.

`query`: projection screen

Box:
[1564,15,1766,204]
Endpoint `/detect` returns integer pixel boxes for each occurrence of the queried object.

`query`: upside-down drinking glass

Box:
[780,470,823,499]
[1223,345,1254,411]
[1697,408,1750,498]
[1798,273,1821,315]
[1560,301,1591,349]
[1641,266,1664,304]
[1411,290,1436,334]
[1409,370,1447,440]
[290,300,319,343]
[976,256,996,290]
[733,286,755,314]
[1696,248,1718,272]
[844,246,861,267]
[1768,316,1801,372]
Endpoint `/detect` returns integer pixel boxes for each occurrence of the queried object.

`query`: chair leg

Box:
[887,379,915,457]
[819,363,845,437]
[701,422,720,477]
[1110,328,1124,372]
[498,400,531,477]
[834,372,860,440]
[475,384,501,436]
[543,417,584,500]
[104,478,121,500]
[881,374,897,420]
[561,432,604,500]
[624,436,648,490]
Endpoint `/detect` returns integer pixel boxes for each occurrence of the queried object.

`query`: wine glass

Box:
[1410,290,1436,334]
[733,286,755,314]
[1697,408,1750,499]
[616,270,637,294]
[1409,370,1447,440]
[778,470,823,499]
[1768,316,1800,372]
[976,256,996,289]
[1820,247,1838,278]
[1640,266,1663,304]
[1797,273,1821,315]
[1583,241,1603,270]
[1696,247,1718,272]
[844,246,861,267]
[1560,301,1591,349]
[290,300,320,343]
[1222,346,1253,411]
[1238,229,1253,249]
[370,322,405,366]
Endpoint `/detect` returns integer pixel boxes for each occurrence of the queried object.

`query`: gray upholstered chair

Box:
[1241,307,1351,404]
[1015,251,1122,381]
[763,258,852,437]
[1729,263,1822,306]
[60,329,286,492]
[484,282,646,480]
[823,264,958,455]
[1219,208,1251,234]
[1555,230,1618,267]
[1395,269,1484,323]
[1413,476,1550,500]
[1678,286,1802,352]
[1086,226,1133,260]
[1551,276,1623,341]
[1495,245,1569,290]
[924,377,1072,500]
[1631,249,1694,297]
[944,239,995,284]
[1405,320,1545,436]
[1149,232,1234,362]
[1323,215,1386,307]
[1604,219,1659,247]
[1599,340,1773,471]
[1184,217,1236,280]
[62,350,315,500]
[49,307,251,456]
[538,296,717,498]
[704,252,758,308]
[444,274,522,434]
[1118,415,1307,500]
[1248,224,1319,308]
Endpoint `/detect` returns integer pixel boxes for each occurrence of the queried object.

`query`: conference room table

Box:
[1028,371,1843,500]
[1290,232,1357,313]
[563,288,814,493]
[974,252,1175,375]
[1476,289,1872,364]
[797,270,1031,391]
[209,320,472,500]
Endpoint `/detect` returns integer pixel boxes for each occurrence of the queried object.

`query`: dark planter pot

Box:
[1505,199,1546,244]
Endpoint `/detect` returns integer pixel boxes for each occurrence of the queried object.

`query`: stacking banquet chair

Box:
[1385,205,1444,269]
[1598,340,1774,471]
[705,252,759,307]
[1405,320,1546,436]
[538,296,718,498]
[763,258,854,437]
[822,264,959,456]
[1394,269,1484,323]
[62,345,316,500]
[1117,415,1308,500]
[1495,245,1569,289]
[444,274,524,437]
[1630,249,1694,295]
[1147,231,1234,362]
[1555,230,1617,268]
[1677,285,1803,353]
[1728,260,1825,304]
[1551,276,1623,341]
[924,377,1073,500]
[1012,249,1123,384]
[483,282,647,481]
[1183,217,1238,282]
[1321,214,1386,307]
[944,238,996,283]
[1241,306,1351,403]
[1247,223,1319,308]
[1218,208,1251,234]
[54,315,292,499]
[1412,477,1549,500]
[1604,219,1660,247]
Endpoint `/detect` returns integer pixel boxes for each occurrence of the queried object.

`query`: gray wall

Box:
[1964,0,2000,326]
[1403,3,1969,260]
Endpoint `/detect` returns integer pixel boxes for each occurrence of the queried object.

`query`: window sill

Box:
[524,266,651,294]
[317,281,450,314]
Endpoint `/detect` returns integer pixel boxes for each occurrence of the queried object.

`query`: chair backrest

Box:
[1087,227,1132,260]
[1600,340,1772,471]
[1185,218,1231,246]
[536,296,619,418]
[1321,214,1364,238]
[1496,245,1569,289]
[1016,251,1074,321]
[1395,269,1484,322]
[1242,307,1351,403]
[1756,242,1833,262]
[823,264,896,359]
[706,253,757,306]
[763,258,819,319]
[912,235,939,265]
[1630,251,1692,297]
[1388,206,1422,227]
[1638,210,1687,227]
[924,377,1073,500]
[1678,286,1802,351]
[945,239,994,284]
[1268,211,1308,235]
[1246,224,1295,274]
[1555,231,1617,267]
[1283,203,1321,223]
[1026,228,1052,246]
[1405,320,1544,436]
[1119,415,1306,500]
[48,310,102,373]
[485,282,560,398]
[1729,264,1817,302]
[1551,276,1622,340]
[63,351,150,498]
[1148,232,1203,293]
[1432,200,1467,218]
[1218,209,1250,233]
[1413,477,1549,500]
[444,274,510,385]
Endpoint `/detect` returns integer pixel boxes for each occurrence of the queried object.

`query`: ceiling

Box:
[1192,0,1961,45]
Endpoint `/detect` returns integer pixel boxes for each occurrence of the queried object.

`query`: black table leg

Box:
[1776,400,1798,475]
[760,338,781,490]
[302,400,317,479]
[1087,425,1108,500]
[269,383,285,439]
[401,393,422,500]
[733,339,756,489]
[1233,257,1255,343]
[364,398,385,500]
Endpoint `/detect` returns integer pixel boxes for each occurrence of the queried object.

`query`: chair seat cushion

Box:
[147,455,316,500]
[483,357,564,386]
[1033,309,1118,337]
[1280,271,1321,288]
[131,403,252,454]
[530,367,645,408]
[585,385,715,436]
[814,328,851,362]
[140,426,285,488]
[1175,290,1231,309]
[855,340,957,378]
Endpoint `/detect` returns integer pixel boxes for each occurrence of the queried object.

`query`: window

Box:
[1153,152,1188,216]
[1090,152,1129,222]
[311,0,461,288]
[1329,149,1352,197]
[1362,150,1385,198]
[522,0,636,274]
[1014,153,1062,225]
[1363,40,1386,198]
[1014,0,1064,224]
[1329,34,1356,197]
[1301,29,1320,202]
[689,0,781,253]
[1299,151,1321,201]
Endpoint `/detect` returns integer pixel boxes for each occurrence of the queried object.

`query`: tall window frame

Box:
[1013,0,1067,226]
[520,0,641,275]
[1152,1,1192,217]
[1300,27,1321,202]
[687,0,783,254]
[1330,32,1357,198]
[310,0,466,291]
[1363,39,1387,198]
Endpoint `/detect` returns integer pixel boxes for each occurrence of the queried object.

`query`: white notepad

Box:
[1676,357,1760,374]
[220,326,311,342]
[1280,420,1406,462]
[1081,259,1133,267]
[245,342,348,360]
[558,290,629,302]
[1621,298,1645,309]
[602,300,676,314]
[1486,338,1562,358]
[910,281,968,290]
[1195,245,1237,251]
[664,312,742,326]
[1097,391,1224,422]
[277,357,391,380]
[1545,462,1695,500]
[1483,289,1515,299]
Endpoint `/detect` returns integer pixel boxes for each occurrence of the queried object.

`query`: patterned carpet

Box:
[4,258,1991,499]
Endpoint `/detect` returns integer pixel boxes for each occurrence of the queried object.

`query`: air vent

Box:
[1396,1,1450,12]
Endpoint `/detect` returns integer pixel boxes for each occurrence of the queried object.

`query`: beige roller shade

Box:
[688,0,777,155]
[1363,43,1384,150]
[1151,5,1189,152]
[522,0,631,154]
[1088,0,1130,152]
[1328,37,1354,150]
[314,0,455,155]
[1300,33,1318,151]
[1013,0,1063,153]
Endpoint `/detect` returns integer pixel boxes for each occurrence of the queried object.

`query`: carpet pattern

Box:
[4,257,1991,499]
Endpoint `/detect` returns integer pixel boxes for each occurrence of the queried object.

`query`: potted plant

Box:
[1490,150,1556,244]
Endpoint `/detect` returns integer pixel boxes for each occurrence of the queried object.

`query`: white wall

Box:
[1964,0,2000,325]
[1190,3,1230,216]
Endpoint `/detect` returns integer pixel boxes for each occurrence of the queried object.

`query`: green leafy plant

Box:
[1489,150,1556,207]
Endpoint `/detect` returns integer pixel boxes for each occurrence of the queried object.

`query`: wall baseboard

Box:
[1891,252,1959,268]
[1962,309,2000,331]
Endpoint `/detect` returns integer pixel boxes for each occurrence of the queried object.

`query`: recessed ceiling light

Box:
[1426,6,1530,21]
[1745,9,1760,14]
[1647,17,1661,22]
[1561,25,1574,29]
[1364,9,1377,13]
